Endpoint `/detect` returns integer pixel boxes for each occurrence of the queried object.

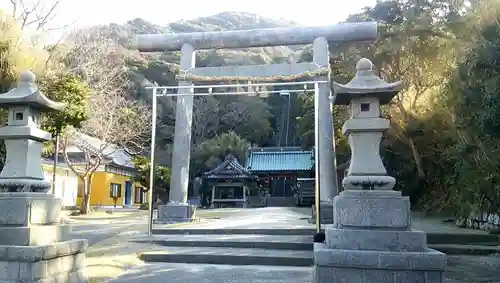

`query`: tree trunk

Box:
[79,174,93,214]
[409,136,425,178]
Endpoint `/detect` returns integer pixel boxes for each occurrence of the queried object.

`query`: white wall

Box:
[44,168,79,207]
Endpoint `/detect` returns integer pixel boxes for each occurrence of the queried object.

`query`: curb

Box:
[427,233,499,245]
[429,244,500,256]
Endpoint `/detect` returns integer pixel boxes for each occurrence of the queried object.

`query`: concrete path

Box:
[69,212,147,246]
[92,207,500,283]
[156,207,492,236]
[108,263,311,283]
[155,207,314,230]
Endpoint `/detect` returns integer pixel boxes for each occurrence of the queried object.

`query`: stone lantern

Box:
[0,71,88,282]
[312,59,446,283]
[0,71,65,192]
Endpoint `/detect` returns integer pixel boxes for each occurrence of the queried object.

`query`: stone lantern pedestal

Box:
[312,59,446,283]
[0,72,87,282]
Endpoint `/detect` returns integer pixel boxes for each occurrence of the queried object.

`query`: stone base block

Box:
[2,270,87,283]
[325,226,427,252]
[309,203,334,224]
[0,224,71,246]
[313,265,444,283]
[333,190,411,229]
[313,243,446,283]
[157,203,197,222]
[0,192,62,226]
[0,239,88,282]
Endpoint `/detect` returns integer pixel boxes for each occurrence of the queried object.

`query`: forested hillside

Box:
[97,12,309,171]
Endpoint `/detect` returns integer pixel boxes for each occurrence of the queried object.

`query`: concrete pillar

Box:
[169,43,196,203]
[210,186,215,208]
[155,44,198,223]
[313,37,338,202]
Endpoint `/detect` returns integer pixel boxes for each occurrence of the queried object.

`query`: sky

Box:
[0,0,376,32]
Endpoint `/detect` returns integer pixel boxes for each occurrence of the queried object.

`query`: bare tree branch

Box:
[8,0,63,30]
[61,27,127,96]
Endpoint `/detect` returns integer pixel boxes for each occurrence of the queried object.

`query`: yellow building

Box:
[66,133,149,208]
[79,163,148,208]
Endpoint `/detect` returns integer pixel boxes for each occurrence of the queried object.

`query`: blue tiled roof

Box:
[246,148,314,172]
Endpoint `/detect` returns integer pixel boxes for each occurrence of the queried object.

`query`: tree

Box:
[39,73,89,136]
[56,26,128,100]
[340,0,457,179]
[191,132,250,177]
[217,96,272,145]
[0,10,88,169]
[440,3,500,217]
[131,156,171,202]
[159,94,272,146]
[61,92,150,214]
[48,26,150,214]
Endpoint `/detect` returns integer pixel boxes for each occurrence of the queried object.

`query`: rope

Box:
[174,68,330,83]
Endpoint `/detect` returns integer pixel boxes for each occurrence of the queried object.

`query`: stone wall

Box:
[0,193,87,282]
[456,212,500,233]
[0,241,87,282]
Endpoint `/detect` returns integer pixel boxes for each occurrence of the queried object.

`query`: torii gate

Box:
[133,22,378,232]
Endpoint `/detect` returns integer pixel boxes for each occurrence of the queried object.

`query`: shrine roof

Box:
[331,58,403,105]
[64,132,135,170]
[246,147,314,172]
[0,71,66,111]
[203,155,254,180]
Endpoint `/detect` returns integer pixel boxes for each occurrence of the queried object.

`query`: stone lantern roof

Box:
[0,71,66,112]
[331,58,403,105]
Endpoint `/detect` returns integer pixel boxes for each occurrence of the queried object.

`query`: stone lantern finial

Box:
[19,70,36,84]
[355,57,373,71]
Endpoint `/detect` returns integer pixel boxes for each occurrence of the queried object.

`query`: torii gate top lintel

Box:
[133,22,378,52]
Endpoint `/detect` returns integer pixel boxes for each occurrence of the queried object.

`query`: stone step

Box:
[429,244,500,256]
[152,228,316,236]
[139,247,313,266]
[266,197,297,207]
[136,234,500,256]
[152,228,499,244]
[133,234,313,250]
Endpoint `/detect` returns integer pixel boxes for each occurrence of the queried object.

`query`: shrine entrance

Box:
[133,22,379,236]
[146,79,324,229]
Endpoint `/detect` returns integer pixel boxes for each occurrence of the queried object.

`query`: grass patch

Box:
[85,254,144,280]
